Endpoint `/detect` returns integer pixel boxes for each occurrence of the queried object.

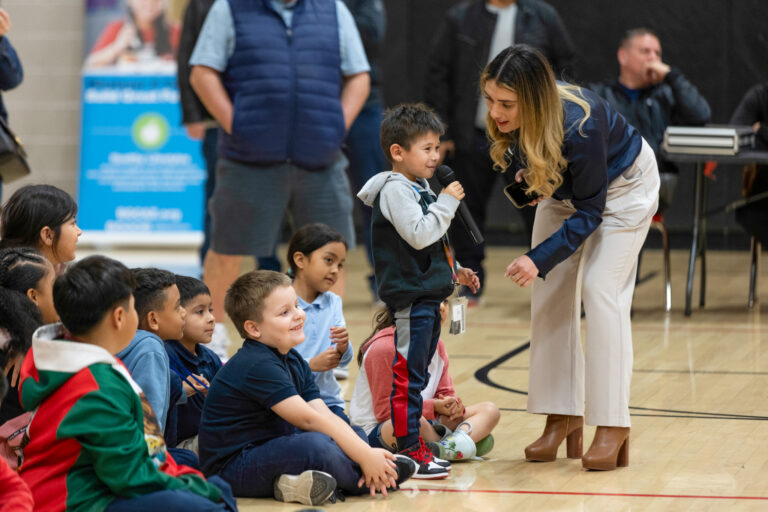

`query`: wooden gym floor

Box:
[86,245,768,511]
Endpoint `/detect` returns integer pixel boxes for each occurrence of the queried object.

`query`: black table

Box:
[662,150,768,316]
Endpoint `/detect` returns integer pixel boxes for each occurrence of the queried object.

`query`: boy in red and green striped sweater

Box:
[18,256,237,512]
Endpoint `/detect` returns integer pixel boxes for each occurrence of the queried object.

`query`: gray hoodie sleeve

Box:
[379,181,460,250]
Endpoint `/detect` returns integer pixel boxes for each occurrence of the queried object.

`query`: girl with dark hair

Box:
[85,0,180,68]
[0,286,42,489]
[480,45,659,471]
[0,185,81,270]
[0,248,58,325]
[286,223,352,422]
[0,290,36,509]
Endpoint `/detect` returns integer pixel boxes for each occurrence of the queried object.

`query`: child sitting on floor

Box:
[351,301,500,461]
[165,275,222,454]
[0,289,35,511]
[287,223,352,422]
[18,255,236,511]
[116,268,186,434]
[198,270,416,506]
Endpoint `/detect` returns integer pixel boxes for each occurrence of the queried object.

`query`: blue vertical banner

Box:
[80,0,203,245]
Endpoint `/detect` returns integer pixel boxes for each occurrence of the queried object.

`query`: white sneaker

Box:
[209,323,232,362]
[273,470,336,506]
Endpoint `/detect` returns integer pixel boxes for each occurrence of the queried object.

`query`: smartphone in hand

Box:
[504,181,540,208]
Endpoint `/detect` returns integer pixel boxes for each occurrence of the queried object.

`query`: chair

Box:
[650,213,672,313]
[749,236,760,309]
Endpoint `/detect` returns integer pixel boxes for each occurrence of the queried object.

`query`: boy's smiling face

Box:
[246,285,306,354]
[390,131,441,182]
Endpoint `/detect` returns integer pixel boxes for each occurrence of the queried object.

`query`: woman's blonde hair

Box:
[480,45,591,198]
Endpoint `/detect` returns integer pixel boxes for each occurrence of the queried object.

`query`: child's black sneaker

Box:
[392,453,418,486]
[273,470,336,506]
[398,437,449,479]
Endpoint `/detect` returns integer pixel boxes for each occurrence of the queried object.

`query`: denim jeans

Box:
[216,428,368,498]
[105,475,236,512]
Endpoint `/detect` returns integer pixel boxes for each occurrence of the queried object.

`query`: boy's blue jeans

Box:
[105,475,236,511]
[216,428,369,498]
[390,300,442,451]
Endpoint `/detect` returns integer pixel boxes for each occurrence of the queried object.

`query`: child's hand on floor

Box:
[309,346,341,372]
[330,326,349,355]
[182,375,210,397]
[356,447,398,496]
[456,267,480,293]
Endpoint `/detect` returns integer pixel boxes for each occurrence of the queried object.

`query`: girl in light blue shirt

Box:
[288,223,353,422]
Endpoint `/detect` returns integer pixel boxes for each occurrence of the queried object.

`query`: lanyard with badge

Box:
[411,184,467,334]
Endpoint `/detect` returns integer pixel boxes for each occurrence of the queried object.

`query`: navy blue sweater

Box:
[509,86,642,277]
[165,340,223,443]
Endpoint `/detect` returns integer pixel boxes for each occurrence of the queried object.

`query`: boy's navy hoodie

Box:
[358,171,459,310]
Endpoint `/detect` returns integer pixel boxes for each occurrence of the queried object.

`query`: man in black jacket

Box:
[590,28,711,212]
[425,0,575,304]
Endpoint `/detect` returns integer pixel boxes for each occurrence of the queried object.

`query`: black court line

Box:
[498,407,766,421]
[476,343,768,421]
[494,366,768,377]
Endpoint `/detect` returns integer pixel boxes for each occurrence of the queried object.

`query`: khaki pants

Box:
[527,139,659,427]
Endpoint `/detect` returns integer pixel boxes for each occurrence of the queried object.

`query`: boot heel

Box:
[566,426,582,459]
[617,437,629,467]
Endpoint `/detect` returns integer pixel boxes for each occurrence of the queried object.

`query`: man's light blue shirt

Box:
[190,0,370,76]
[294,291,352,410]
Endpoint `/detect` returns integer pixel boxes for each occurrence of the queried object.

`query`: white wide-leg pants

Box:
[527,138,660,427]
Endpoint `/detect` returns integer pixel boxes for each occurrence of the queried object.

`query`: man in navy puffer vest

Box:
[189,0,370,334]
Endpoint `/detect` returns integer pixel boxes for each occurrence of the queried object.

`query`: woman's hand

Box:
[514,169,545,206]
[456,267,480,293]
[505,255,538,287]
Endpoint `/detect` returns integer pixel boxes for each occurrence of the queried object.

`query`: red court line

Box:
[401,488,768,501]
[348,318,768,334]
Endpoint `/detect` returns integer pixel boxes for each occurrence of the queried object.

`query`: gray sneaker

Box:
[273,470,336,506]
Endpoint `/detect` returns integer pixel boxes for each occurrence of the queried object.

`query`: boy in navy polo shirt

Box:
[165,276,223,454]
[197,271,415,506]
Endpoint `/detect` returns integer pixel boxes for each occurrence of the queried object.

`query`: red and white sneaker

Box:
[398,437,450,479]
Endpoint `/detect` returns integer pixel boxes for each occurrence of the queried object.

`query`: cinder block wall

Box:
[2,0,83,200]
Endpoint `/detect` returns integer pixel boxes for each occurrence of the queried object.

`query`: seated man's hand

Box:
[645,60,671,84]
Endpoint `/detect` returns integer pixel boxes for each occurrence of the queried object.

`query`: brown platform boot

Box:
[581,426,630,471]
[524,415,583,462]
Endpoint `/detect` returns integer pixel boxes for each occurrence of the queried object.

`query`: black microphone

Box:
[435,165,484,246]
